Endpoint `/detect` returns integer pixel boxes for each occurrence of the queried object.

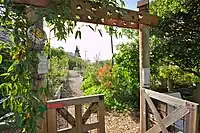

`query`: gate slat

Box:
[143,90,168,133]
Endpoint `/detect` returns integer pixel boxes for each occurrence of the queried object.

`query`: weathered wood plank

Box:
[75,105,82,133]
[97,96,105,133]
[47,109,57,133]
[146,106,189,133]
[186,103,199,133]
[70,0,158,28]
[143,90,168,133]
[11,0,49,7]
[47,94,103,108]
[57,108,75,127]
[82,102,98,124]
[145,89,198,107]
[57,122,99,133]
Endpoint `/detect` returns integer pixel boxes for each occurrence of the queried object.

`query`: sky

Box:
[44,0,139,62]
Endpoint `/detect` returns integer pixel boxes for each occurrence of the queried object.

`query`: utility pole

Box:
[110,31,114,66]
[94,52,100,64]
[85,50,87,61]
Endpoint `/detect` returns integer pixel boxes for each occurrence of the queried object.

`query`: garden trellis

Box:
[10,0,199,133]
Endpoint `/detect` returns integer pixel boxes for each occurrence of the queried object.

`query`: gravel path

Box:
[58,70,140,133]
[68,70,83,97]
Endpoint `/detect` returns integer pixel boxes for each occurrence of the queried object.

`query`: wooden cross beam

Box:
[11,0,158,29]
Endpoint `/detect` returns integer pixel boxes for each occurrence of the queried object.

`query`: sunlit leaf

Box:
[0,96,10,104]
[0,112,14,121]
[7,65,14,72]
[0,55,2,64]
[0,73,10,77]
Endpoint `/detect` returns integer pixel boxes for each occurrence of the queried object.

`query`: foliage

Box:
[82,36,140,111]
[68,55,86,70]
[0,3,49,131]
[0,0,126,131]
[97,64,112,84]
[0,41,46,132]
[112,40,140,109]
[47,48,69,99]
[151,65,199,88]
[150,0,200,77]
[81,64,100,91]
[50,47,66,58]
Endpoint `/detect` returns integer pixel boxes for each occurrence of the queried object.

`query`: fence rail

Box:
[47,94,105,133]
[141,89,199,133]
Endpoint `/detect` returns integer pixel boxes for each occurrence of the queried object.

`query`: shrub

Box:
[82,41,141,111]
[48,55,69,98]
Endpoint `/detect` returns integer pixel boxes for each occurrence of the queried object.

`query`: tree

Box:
[75,46,81,57]
[150,0,200,77]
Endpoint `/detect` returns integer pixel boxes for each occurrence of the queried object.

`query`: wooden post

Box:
[186,103,199,133]
[47,108,57,133]
[98,95,105,133]
[26,7,47,133]
[75,105,83,133]
[137,0,150,133]
[35,21,47,133]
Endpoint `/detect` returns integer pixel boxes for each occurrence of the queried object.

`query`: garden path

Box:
[58,70,140,133]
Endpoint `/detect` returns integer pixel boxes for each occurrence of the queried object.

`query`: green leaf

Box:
[16,113,21,128]
[78,30,81,39]
[7,65,14,72]
[88,25,94,31]
[98,29,103,37]
[0,73,10,77]
[31,95,40,102]
[0,96,10,104]
[38,105,47,113]
[75,30,79,39]
[0,55,2,64]
[0,112,14,121]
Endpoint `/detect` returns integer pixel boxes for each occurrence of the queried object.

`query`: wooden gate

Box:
[141,89,199,133]
[47,94,105,133]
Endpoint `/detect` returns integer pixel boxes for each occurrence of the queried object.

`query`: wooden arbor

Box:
[11,0,157,133]
[11,0,199,132]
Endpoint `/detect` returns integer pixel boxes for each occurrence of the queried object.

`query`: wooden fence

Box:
[47,94,105,133]
[141,89,199,133]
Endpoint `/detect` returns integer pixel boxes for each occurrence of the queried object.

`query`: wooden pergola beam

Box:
[11,0,49,7]
[69,0,157,29]
[12,0,158,29]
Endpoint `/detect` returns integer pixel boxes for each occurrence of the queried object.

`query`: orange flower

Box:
[97,64,112,82]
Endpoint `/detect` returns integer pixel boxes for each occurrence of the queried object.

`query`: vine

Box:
[0,0,125,132]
